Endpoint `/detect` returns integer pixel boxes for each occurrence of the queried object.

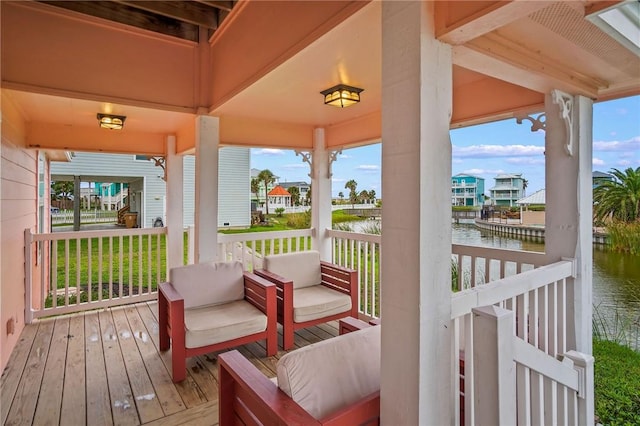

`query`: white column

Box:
[381,2,452,424]
[73,176,81,231]
[310,128,332,260]
[545,93,593,354]
[194,116,219,263]
[166,135,184,270]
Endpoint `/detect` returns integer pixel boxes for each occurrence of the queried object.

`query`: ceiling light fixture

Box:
[320,84,363,108]
[97,113,126,130]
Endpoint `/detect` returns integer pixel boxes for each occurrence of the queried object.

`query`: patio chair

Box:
[256,250,358,350]
[219,319,380,425]
[158,261,277,382]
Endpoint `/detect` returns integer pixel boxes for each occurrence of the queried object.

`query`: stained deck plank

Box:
[111,307,164,423]
[99,309,139,425]
[5,319,55,426]
[85,310,113,425]
[142,400,218,426]
[136,302,207,409]
[123,305,186,417]
[60,313,87,426]
[32,316,70,425]
[1,322,39,425]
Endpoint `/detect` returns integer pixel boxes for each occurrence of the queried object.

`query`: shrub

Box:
[606,221,640,255]
[275,207,285,217]
[286,210,311,229]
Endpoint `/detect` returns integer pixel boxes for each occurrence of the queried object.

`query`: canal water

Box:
[349,220,640,349]
[451,222,640,349]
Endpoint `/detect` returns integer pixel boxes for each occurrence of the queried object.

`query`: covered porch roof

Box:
[2,1,638,157]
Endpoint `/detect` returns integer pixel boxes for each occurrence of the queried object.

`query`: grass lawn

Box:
[593,339,640,425]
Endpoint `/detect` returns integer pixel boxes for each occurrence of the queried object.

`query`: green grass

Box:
[594,339,640,425]
[606,221,640,255]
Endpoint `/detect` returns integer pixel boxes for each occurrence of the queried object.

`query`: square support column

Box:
[166,135,183,270]
[73,175,81,231]
[194,116,219,263]
[545,93,593,354]
[310,128,332,260]
[381,2,452,424]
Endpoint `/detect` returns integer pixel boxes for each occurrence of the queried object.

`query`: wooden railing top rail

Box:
[450,259,575,319]
[326,229,381,244]
[218,228,313,243]
[452,243,545,266]
[28,227,166,242]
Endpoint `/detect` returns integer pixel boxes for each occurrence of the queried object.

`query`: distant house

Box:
[51,148,250,228]
[451,174,485,206]
[489,173,525,207]
[592,170,614,188]
[251,168,280,208]
[267,185,292,209]
[280,181,310,206]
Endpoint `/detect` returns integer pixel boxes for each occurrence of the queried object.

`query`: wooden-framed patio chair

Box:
[255,250,358,350]
[158,261,277,382]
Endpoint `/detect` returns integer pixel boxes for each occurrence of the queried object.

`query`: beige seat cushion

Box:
[292,285,351,323]
[277,325,381,419]
[263,251,321,289]
[170,261,244,309]
[183,300,267,348]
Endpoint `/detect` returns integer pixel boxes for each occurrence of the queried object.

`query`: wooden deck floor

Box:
[1,302,340,426]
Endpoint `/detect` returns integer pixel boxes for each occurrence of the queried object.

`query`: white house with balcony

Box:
[489,173,526,207]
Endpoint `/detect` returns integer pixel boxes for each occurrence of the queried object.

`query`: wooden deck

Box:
[1,302,340,426]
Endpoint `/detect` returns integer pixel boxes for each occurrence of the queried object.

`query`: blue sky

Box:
[250,95,640,198]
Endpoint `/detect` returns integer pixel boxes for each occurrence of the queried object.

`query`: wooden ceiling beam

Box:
[436,1,554,45]
[117,1,220,29]
[39,1,199,41]
[193,0,234,13]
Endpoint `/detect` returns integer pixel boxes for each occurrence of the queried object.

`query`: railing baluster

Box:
[88,238,92,303]
[76,237,81,305]
[65,239,70,306]
[109,236,113,300]
[98,237,103,301]
[128,234,133,297]
[138,235,142,295]
[119,235,123,299]
[147,233,152,290]
[52,240,58,309]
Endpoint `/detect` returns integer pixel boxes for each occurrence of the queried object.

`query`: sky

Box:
[250,95,640,198]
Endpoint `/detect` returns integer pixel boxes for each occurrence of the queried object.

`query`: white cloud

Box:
[505,157,545,165]
[610,131,617,137]
[462,168,505,176]
[592,157,605,166]
[332,178,346,183]
[453,144,544,158]
[356,165,380,171]
[616,108,628,115]
[339,153,352,159]
[593,136,640,152]
[452,158,463,164]
[281,163,308,170]
[617,159,632,166]
[252,148,285,156]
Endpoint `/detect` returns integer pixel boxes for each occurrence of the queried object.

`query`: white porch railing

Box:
[51,210,118,225]
[24,227,166,322]
[451,259,593,426]
[217,229,314,271]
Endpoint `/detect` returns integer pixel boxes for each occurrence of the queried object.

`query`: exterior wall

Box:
[490,175,524,206]
[521,210,545,226]
[451,174,484,206]
[1,92,38,370]
[218,148,250,228]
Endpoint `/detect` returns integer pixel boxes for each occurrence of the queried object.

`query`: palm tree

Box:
[257,169,275,215]
[594,167,640,223]
[288,186,300,206]
[522,179,528,197]
[338,191,344,204]
[368,189,376,204]
[345,180,358,208]
[250,178,260,204]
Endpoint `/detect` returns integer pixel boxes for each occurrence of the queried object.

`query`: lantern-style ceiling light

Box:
[320,84,363,108]
[97,113,126,130]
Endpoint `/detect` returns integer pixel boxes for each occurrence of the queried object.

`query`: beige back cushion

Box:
[263,251,321,289]
[169,261,244,309]
[277,325,381,419]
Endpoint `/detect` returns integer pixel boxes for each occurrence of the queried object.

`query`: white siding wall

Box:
[52,149,250,229]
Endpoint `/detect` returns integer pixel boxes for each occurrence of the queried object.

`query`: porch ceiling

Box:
[1,1,638,155]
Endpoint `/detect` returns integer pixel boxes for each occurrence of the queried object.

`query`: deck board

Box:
[60,314,87,426]
[33,317,69,425]
[1,322,39,425]
[0,302,343,425]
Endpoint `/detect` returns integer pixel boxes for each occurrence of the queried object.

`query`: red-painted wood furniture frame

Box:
[256,261,358,350]
[218,318,379,425]
[158,271,277,382]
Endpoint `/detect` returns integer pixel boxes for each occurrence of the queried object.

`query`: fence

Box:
[51,210,118,225]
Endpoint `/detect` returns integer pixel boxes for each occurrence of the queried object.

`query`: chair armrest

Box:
[218,350,320,425]
[242,271,276,315]
[320,261,358,295]
[320,261,357,275]
[254,269,293,289]
[339,317,372,335]
[319,391,380,426]
[159,282,183,304]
